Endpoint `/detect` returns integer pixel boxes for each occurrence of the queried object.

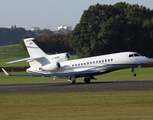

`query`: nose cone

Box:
[145,57,152,64]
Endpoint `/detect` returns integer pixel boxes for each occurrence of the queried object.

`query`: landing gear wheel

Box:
[68,80,76,84]
[133,73,136,77]
[84,78,91,83]
[68,76,76,84]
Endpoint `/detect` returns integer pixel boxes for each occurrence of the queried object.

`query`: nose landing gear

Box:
[131,67,136,77]
[68,76,76,84]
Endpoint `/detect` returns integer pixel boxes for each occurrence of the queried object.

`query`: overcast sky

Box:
[0,0,153,30]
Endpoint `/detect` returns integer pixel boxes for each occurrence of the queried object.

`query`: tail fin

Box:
[6,38,48,70]
[24,38,46,58]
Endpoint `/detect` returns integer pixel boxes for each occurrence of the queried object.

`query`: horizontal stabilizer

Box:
[6,56,44,64]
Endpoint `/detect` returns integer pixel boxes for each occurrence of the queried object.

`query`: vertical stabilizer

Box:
[24,38,46,58]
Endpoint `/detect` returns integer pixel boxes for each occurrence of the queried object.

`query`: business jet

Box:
[2,38,152,84]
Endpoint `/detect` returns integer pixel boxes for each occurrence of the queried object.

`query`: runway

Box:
[0,80,153,92]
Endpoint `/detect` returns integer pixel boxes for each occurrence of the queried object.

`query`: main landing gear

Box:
[84,77,91,83]
[84,76,96,83]
[131,67,136,77]
[68,76,96,84]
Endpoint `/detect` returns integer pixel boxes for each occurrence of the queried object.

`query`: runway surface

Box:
[0,80,153,92]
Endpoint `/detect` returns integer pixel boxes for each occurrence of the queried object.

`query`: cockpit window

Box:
[66,53,70,59]
[129,53,141,57]
[134,54,140,57]
[129,54,134,57]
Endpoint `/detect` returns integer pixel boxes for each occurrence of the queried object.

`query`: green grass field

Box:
[0,89,153,120]
[1,44,153,120]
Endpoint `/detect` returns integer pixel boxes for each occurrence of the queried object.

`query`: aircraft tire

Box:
[133,73,136,77]
[84,78,91,84]
[68,80,76,84]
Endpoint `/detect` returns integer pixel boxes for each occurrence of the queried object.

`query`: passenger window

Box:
[81,63,83,66]
[105,59,107,62]
[129,54,133,57]
[72,64,74,67]
[90,62,92,64]
[96,61,98,64]
[84,63,86,65]
[111,59,113,61]
[78,64,80,66]
[99,60,101,63]
[75,64,77,67]
[108,59,110,62]
[102,60,104,63]
[87,62,89,65]
[93,61,95,64]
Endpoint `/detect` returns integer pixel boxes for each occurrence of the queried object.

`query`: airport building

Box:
[31,27,40,31]
[58,25,72,31]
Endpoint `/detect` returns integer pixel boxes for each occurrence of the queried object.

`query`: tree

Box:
[69,2,153,57]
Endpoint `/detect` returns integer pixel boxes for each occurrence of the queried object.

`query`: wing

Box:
[2,68,99,77]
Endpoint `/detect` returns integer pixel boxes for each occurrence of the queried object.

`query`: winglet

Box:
[1,68,11,76]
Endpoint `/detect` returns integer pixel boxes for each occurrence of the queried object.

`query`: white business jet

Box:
[2,38,152,83]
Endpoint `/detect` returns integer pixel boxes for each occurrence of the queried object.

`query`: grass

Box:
[0,89,153,120]
[0,44,29,67]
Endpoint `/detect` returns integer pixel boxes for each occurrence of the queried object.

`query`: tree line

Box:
[20,33,73,53]
[0,27,71,46]
[69,2,153,58]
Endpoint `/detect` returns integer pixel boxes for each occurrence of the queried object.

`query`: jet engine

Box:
[41,62,61,71]
[49,52,70,62]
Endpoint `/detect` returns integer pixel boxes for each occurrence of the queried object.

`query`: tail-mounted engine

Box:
[41,62,61,71]
[49,52,70,62]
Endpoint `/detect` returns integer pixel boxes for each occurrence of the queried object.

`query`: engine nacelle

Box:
[41,62,61,71]
[49,52,70,62]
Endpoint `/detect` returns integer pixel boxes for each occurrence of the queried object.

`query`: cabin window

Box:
[99,60,101,63]
[102,60,104,63]
[93,61,95,64]
[96,61,98,64]
[87,62,89,65]
[81,63,83,66]
[84,63,86,65]
[90,62,92,64]
[108,59,110,62]
[78,63,80,66]
[129,54,134,57]
[75,64,77,67]
[105,59,107,62]
[72,64,74,67]
[111,59,113,61]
